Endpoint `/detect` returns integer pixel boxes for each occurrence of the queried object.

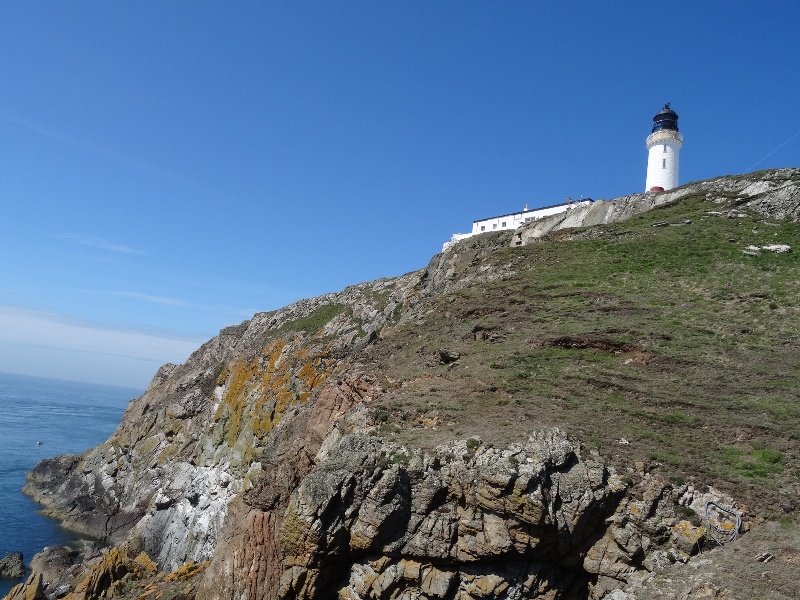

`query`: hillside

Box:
[7,168,800,600]
[369,177,800,516]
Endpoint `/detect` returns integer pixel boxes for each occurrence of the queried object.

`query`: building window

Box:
[502,221,507,227]
[662,159,666,168]
[481,226,485,232]
[663,144,667,153]
[493,224,497,229]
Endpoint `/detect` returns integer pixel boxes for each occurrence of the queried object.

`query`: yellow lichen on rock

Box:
[59,547,129,600]
[279,502,321,566]
[3,573,45,600]
[506,483,546,524]
[215,337,338,449]
[163,560,209,582]
[131,552,159,578]
[671,519,706,555]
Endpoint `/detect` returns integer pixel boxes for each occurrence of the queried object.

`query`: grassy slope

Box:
[366,195,800,518]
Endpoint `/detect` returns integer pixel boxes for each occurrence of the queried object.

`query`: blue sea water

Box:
[0,372,139,595]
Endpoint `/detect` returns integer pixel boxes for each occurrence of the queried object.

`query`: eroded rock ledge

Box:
[203,429,624,600]
[12,427,739,600]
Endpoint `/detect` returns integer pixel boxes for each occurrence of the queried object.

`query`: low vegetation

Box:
[365,195,800,516]
[274,303,347,335]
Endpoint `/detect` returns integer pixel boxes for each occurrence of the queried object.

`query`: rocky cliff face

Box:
[201,429,628,600]
[23,272,421,571]
[11,168,800,600]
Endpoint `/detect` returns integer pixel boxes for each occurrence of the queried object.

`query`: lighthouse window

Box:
[663,145,667,153]
[662,159,666,168]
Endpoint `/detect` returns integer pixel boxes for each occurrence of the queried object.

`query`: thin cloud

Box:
[56,233,144,255]
[0,305,204,350]
[0,110,216,198]
[745,127,800,172]
[0,305,206,386]
[0,304,208,388]
[110,289,260,320]
[114,291,189,307]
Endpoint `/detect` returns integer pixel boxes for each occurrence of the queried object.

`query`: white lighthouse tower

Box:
[645,103,683,191]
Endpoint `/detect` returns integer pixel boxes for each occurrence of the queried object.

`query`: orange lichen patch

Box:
[216,338,339,447]
[672,520,706,546]
[412,414,441,428]
[164,560,210,582]
[132,551,159,577]
[137,582,159,599]
[296,356,330,390]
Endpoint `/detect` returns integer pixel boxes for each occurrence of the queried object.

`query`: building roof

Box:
[471,198,593,224]
[655,103,678,117]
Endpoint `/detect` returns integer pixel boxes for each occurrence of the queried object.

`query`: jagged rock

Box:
[28,546,82,599]
[671,520,706,555]
[65,548,160,600]
[3,573,44,600]
[74,547,130,600]
[30,547,75,582]
[255,429,625,600]
[5,547,201,600]
[0,553,25,579]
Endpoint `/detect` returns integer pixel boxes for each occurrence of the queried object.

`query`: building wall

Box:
[645,135,681,191]
[470,202,585,234]
[443,200,592,252]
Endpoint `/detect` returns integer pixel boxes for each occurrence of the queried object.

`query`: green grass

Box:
[274,303,347,335]
[365,194,800,516]
[723,445,785,478]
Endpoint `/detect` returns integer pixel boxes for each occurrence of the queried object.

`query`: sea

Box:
[0,372,139,595]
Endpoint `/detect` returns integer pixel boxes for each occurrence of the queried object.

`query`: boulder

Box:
[0,552,25,579]
[29,546,83,598]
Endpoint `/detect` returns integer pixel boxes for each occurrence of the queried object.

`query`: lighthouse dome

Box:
[652,103,679,133]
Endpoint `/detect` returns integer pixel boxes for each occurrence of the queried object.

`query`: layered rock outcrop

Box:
[201,429,627,600]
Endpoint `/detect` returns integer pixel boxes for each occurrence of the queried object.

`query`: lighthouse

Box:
[645,104,683,192]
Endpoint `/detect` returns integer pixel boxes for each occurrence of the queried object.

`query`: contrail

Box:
[745,127,800,173]
[0,109,216,198]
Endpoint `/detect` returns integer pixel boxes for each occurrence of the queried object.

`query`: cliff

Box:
[9,168,800,600]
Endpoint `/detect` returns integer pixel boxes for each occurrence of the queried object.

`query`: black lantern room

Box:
[651,103,679,133]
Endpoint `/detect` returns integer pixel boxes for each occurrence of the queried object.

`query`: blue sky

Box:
[1,2,798,389]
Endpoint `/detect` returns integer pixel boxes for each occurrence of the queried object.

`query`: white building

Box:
[645,104,683,192]
[443,105,680,252]
[442,198,593,252]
